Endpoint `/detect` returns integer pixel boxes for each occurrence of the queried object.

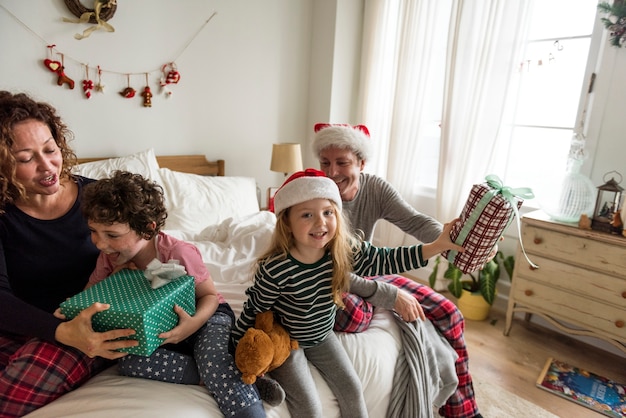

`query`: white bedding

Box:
[25,150,449,417]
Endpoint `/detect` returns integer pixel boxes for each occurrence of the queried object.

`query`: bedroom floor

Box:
[463,307,626,418]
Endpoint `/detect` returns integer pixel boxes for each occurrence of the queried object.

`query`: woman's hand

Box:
[55,302,138,359]
[393,289,425,322]
[53,307,66,319]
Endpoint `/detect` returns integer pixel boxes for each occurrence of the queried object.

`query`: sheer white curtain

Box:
[357,0,531,244]
[437,0,531,221]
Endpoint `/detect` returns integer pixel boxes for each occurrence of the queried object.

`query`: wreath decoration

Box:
[598,0,626,48]
[63,0,117,39]
[64,0,117,24]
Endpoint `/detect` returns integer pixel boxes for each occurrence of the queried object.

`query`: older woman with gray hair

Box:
[313,123,482,418]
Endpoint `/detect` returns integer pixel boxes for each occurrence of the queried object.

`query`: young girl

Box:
[232,168,465,418]
[80,170,275,418]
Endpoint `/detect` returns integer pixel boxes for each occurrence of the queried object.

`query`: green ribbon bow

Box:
[486,174,535,202]
[485,174,538,269]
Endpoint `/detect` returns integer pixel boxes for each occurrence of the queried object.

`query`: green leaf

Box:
[479,269,496,305]
[503,256,515,280]
[447,279,463,299]
[443,263,463,281]
[428,256,441,288]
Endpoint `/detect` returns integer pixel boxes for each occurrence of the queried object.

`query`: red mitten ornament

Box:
[160,62,180,97]
[165,63,180,84]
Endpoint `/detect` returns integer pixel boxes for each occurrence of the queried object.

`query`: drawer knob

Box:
[524,289,533,296]
[533,237,543,245]
[529,265,538,271]
[616,320,625,329]
[622,291,626,299]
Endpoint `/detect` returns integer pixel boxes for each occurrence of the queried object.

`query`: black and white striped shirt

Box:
[232,241,427,348]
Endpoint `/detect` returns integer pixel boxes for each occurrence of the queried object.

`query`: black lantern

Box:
[591,171,624,233]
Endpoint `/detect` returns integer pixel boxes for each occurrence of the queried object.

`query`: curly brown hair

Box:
[0,91,78,212]
[81,171,167,240]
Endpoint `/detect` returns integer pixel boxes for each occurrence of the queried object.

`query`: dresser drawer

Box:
[521,225,626,276]
[511,276,626,341]
[514,254,626,307]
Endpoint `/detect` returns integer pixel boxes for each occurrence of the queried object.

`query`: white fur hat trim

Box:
[312,124,371,161]
[273,174,342,215]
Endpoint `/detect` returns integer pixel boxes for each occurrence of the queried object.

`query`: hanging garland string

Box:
[0,3,217,85]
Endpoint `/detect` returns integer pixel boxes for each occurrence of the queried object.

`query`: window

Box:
[495,0,600,207]
[400,1,602,197]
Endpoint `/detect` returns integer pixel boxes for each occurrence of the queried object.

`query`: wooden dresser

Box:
[504,210,626,354]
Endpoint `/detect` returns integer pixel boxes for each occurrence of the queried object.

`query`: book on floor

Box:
[536,357,626,418]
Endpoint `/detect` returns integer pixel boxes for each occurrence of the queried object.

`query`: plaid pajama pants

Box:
[0,332,107,417]
[335,274,479,418]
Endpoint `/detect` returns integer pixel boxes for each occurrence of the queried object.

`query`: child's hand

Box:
[439,218,465,251]
[421,218,465,260]
[158,305,197,344]
[112,262,138,274]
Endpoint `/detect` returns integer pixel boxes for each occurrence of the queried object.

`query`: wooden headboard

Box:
[77,155,225,176]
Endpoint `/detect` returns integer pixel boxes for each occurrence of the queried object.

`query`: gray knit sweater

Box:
[343,173,443,243]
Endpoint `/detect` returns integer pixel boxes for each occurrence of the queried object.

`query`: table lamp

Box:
[268,143,303,210]
[270,143,303,177]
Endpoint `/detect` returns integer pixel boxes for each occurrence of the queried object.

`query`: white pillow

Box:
[158,167,260,232]
[73,148,161,182]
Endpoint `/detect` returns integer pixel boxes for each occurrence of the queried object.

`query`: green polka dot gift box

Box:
[60,268,196,356]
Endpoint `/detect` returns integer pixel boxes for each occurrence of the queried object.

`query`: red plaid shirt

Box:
[0,333,108,417]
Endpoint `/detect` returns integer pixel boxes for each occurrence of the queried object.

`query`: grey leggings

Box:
[269,332,368,418]
[118,310,265,418]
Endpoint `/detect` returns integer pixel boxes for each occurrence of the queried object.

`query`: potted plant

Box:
[428,251,515,320]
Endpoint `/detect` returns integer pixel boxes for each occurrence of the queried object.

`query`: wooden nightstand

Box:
[504,210,626,354]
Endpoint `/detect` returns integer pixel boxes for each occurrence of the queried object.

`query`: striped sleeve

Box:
[352,241,427,277]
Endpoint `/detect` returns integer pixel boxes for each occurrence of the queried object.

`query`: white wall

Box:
[0,0,316,208]
[2,0,623,206]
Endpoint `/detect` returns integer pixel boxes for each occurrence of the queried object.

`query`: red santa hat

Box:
[311,123,371,161]
[272,168,342,214]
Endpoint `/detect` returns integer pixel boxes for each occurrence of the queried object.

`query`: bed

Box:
[24,148,457,418]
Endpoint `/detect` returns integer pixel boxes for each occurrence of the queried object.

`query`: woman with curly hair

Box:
[0,91,137,417]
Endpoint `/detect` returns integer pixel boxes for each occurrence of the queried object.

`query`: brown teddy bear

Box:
[235,311,298,384]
